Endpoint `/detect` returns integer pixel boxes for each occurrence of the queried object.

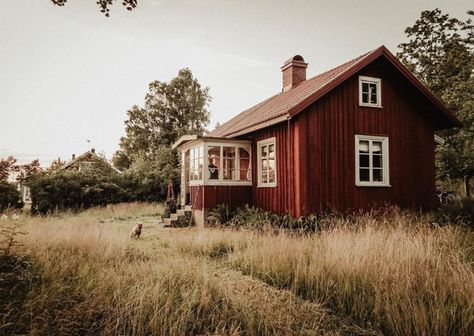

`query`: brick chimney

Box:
[72,154,76,160]
[281,55,308,92]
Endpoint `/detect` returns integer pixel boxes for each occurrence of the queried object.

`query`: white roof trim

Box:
[225,114,290,138]
[172,135,198,149]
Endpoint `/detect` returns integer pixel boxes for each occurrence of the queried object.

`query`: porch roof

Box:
[172,135,250,150]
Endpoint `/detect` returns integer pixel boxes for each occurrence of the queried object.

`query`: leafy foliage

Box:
[28,166,175,214]
[0,182,24,212]
[435,198,474,227]
[0,156,18,182]
[28,171,124,214]
[16,159,42,183]
[50,0,137,17]
[163,198,177,219]
[115,68,211,199]
[206,204,322,234]
[397,9,474,196]
[118,68,210,162]
[0,157,43,184]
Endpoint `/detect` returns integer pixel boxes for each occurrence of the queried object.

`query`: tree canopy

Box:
[51,0,137,17]
[114,68,210,197]
[116,68,211,166]
[0,157,42,183]
[397,8,474,196]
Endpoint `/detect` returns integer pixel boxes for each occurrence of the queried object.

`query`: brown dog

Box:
[130,223,143,239]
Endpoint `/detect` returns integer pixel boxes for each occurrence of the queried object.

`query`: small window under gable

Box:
[355,135,390,187]
[359,76,382,107]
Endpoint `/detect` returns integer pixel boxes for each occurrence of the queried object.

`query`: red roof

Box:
[209,46,460,138]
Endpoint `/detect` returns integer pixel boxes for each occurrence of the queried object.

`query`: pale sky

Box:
[0,0,471,165]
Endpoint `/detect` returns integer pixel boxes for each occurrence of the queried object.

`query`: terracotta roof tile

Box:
[209,50,373,138]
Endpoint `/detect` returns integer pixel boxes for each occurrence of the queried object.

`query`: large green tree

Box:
[397,9,474,197]
[116,68,211,166]
[114,68,210,199]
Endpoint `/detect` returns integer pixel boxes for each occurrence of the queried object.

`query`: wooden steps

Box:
[163,206,193,228]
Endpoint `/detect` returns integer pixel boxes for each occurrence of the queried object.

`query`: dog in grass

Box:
[130,223,143,239]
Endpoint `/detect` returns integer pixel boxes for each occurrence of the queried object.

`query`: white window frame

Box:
[359,76,382,108]
[355,134,390,187]
[187,141,252,186]
[188,144,204,182]
[257,137,277,188]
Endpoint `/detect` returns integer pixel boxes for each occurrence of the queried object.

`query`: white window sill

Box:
[257,183,277,188]
[356,182,391,187]
[189,180,253,187]
[359,103,383,108]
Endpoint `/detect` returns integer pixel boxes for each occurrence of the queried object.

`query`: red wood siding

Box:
[190,185,252,210]
[299,57,436,214]
[196,57,438,216]
[249,123,294,215]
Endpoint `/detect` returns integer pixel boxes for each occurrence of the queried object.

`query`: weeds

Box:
[180,209,474,336]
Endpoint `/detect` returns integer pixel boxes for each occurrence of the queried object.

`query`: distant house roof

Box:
[209,46,461,138]
[59,149,122,174]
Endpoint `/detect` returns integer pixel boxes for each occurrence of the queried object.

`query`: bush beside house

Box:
[0,182,24,212]
[28,170,174,214]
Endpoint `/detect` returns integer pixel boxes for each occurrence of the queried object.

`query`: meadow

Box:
[1,203,473,335]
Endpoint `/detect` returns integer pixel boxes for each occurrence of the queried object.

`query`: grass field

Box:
[1,203,473,335]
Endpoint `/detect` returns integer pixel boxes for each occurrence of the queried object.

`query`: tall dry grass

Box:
[1,209,244,335]
[176,211,474,335]
[2,203,368,336]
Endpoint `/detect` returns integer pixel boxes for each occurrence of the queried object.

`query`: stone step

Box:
[170,213,184,220]
[176,209,192,216]
[163,218,176,226]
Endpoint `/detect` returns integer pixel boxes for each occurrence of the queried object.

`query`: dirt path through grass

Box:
[151,225,379,336]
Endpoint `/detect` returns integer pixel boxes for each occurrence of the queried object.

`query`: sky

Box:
[0,0,471,166]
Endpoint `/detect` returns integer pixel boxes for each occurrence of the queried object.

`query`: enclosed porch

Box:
[173,136,253,226]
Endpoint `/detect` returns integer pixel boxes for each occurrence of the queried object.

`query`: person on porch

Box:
[208,159,218,179]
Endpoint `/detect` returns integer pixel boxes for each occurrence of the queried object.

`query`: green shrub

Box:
[0,182,24,212]
[28,172,126,214]
[206,204,237,227]
[163,198,177,218]
[206,204,321,233]
[435,198,474,227]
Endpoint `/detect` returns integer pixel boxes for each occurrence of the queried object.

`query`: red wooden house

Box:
[173,46,461,226]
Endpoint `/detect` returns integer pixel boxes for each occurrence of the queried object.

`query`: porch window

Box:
[239,147,251,181]
[355,135,390,187]
[223,146,236,180]
[187,142,251,185]
[207,146,220,180]
[189,145,204,181]
[257,138,277,187]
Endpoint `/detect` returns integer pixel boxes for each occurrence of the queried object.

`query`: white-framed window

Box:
[187,142,252,185]
[355,135,390,187]
[189,145,204,181]
[359,76,382,107]
[257,138,277,187]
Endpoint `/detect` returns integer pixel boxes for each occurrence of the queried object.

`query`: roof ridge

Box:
[207,46,457,138]
[209,49,375,138]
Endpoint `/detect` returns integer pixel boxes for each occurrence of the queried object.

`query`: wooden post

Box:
[166,178,175,200]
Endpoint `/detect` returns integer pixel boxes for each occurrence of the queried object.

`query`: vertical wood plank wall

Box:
[250,123,294,215]
[248,57,437,216]
[303,58,436,213]
[190,185,252,210]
